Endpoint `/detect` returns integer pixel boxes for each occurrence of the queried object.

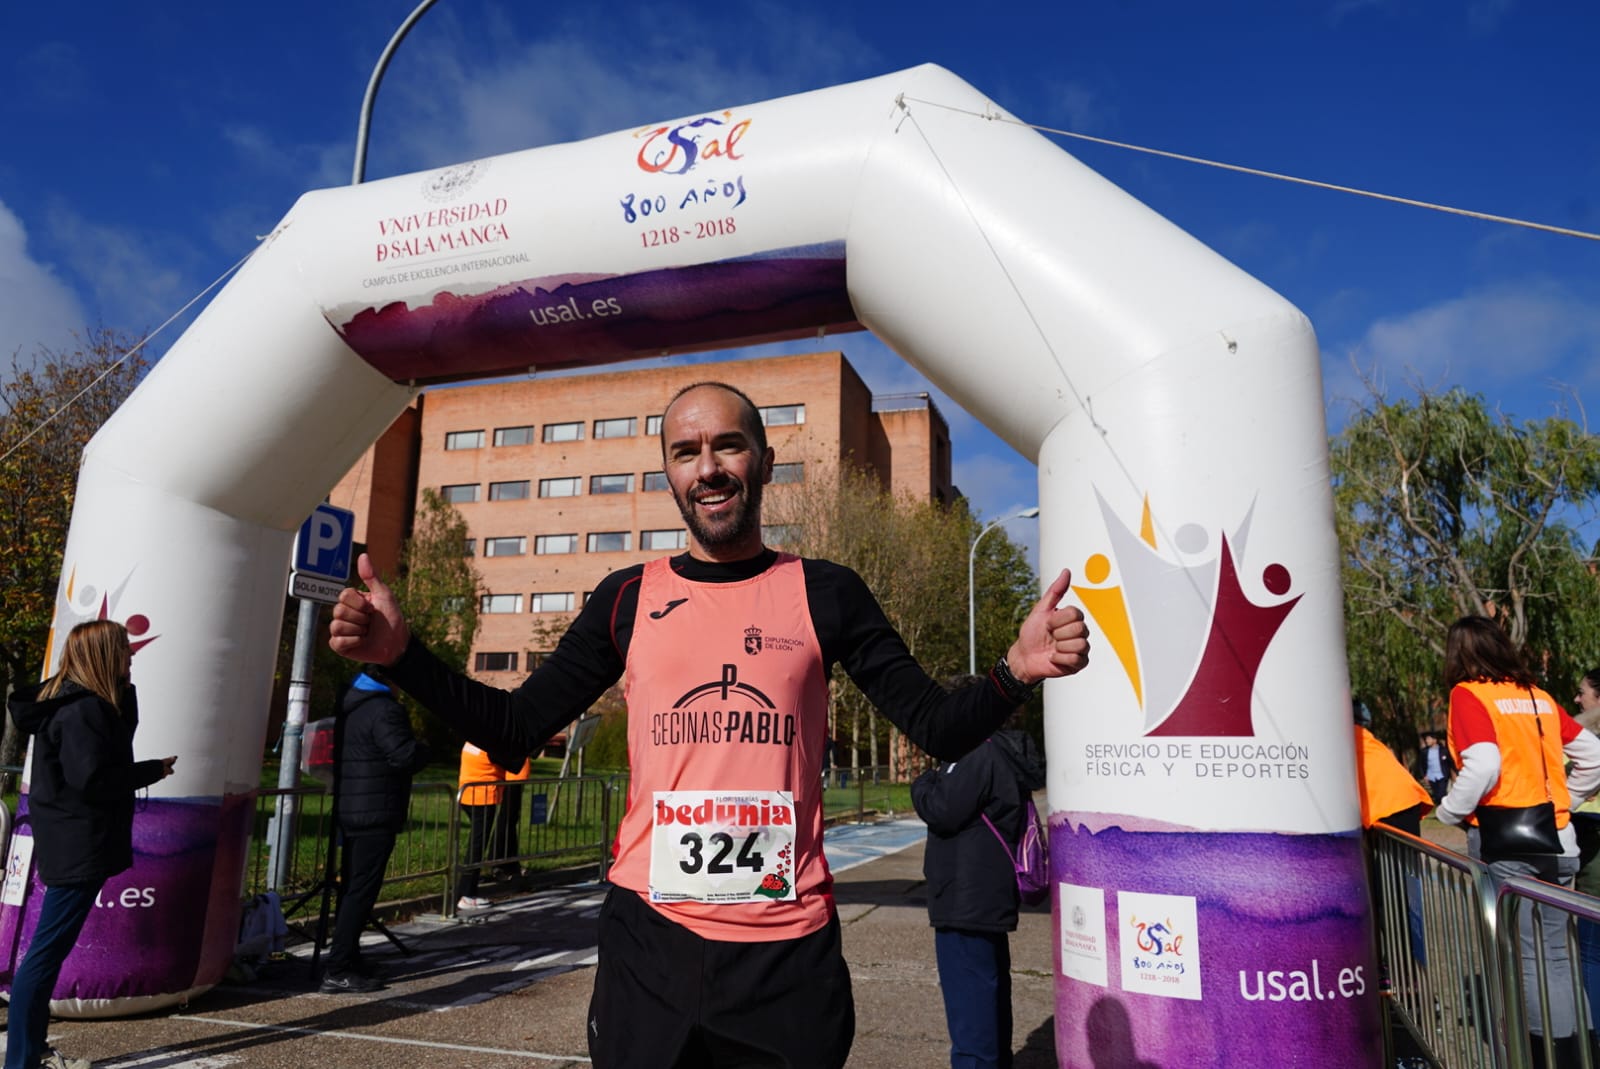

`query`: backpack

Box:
[982,796,1051,906]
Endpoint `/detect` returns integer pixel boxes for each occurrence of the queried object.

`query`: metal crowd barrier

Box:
[821,764,900,824]
[440,774,619,918]
[1369,825,1505,1069]
[1496,875,1600,1069]
[1370,825,1600,1069]
[244,774,622,924]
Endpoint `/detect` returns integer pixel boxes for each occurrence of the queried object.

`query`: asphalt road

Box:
[23,819,1061,1068]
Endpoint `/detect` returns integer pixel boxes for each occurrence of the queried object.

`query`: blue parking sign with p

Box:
[295,504,355,582]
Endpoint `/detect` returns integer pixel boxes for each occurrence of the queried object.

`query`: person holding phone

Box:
[6,620,176,1069]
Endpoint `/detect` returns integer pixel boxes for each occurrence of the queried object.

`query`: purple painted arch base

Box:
[0,794,254,1016]
[1051,819,1384,1069]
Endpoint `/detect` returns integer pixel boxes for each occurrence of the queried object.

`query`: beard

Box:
[673,473,764,551]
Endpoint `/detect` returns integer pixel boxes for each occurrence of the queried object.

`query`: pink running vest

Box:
[609,554,833,941]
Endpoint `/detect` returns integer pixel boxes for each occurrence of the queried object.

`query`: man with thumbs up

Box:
[330,380,1090,1069]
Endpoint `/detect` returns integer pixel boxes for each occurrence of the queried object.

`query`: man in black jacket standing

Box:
[912,708,1046,1069]
[322,671,430,993]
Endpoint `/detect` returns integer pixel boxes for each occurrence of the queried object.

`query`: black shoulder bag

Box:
[1474,688,1562,861]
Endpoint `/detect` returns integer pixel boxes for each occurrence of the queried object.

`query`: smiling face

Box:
[661,384,774,562]
[1578,677,1600,714]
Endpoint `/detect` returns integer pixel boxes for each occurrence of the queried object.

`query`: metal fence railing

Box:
[239,774,625,935]
[1369,824,1504,1069]
[440,774,620,919]
[14,763,908,962]
[820,765,903,824]
[1369,824,1600,1069]
[1496,875,1600,1069]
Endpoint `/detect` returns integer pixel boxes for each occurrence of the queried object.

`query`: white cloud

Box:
[0,198,85,360]
[1323,279,1600,421]
[362,4,880,174]
[1041,80,1110,135]
[43,204,194,344]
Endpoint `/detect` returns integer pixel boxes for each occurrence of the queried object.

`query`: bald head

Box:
[660,381,766,459]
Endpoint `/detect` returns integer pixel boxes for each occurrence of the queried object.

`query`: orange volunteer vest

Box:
[1448,681,1571,828]
[459,742,506,806]
[1354,725,1431,828]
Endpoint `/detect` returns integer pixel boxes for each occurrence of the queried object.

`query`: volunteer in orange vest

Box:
[329,381,1092,1069]
[1434,615,1600,1063]
[1353,701,1431,836]
[455,742,528,911]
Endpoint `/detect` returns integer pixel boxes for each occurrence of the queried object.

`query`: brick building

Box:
[331,350,957,684]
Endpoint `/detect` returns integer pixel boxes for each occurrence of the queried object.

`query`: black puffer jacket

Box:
[333,677,430,836]
[8,680,166,885]
[912,729,1046,933]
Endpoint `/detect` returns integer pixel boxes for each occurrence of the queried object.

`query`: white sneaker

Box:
[457,896,491,910]
[41,1050,92,1069]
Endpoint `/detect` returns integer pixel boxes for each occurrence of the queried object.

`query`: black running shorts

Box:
[587,886,855,1068]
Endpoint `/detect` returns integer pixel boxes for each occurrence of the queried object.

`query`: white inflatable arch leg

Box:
[0,65,1377,1064]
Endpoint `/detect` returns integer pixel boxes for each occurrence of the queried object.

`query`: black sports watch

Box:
[992,654,1039,704]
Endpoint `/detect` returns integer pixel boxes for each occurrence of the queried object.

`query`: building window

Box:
[441,483,480,504]
[771,462,804,484]
[641,529,687,551]
[587,531,632,553]
[484,536,526,557]
[528,651,552,670]
[445,429,486,450]
[539,477,581,498]
[646,415,663,436]
[590,473,635,495]
[594,417,638,439]
[494,425,536,447]
[642,471,669,492]
[543,421,583,443]
[481,593,522,614]
[475,651,518,672]
[762,524,801,545]
[758,404,805,427]
[489,480,531,501]
[462,539,476,557]
[530,592,576,612]
[535,533,579,555]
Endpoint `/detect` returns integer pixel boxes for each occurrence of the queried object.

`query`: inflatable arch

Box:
[0,65,1378,1064]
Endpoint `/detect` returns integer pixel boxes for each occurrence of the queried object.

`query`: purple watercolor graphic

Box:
[337,243,861,385]
[0,795,253,1008]
[1052,819,1383,1068]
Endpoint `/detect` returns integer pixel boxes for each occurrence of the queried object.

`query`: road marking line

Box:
[168,1015,591,1062]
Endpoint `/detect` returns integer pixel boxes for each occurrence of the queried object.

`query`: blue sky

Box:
[4,1,1598,563]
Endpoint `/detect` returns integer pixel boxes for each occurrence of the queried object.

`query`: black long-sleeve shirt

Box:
[384,549,1022,766]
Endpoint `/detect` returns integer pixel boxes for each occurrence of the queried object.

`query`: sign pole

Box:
[267,503,356,892]
[267,597,320,892]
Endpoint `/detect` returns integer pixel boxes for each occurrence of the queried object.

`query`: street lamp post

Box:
[352,0,442,184]
[968,506,1040,675]
[268,0,443,893]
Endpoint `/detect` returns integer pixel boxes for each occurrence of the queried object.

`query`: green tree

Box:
[765,461,1038,777]
[391,488,481,748]
[395,488,481,670]
[0,331,148,776]
[1331,379,1600,746]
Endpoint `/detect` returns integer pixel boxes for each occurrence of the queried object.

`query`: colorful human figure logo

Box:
[1077,492,1299,737]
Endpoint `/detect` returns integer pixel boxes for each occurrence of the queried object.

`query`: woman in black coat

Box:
[6,620,175,1069]
[912,716,1046,1069]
